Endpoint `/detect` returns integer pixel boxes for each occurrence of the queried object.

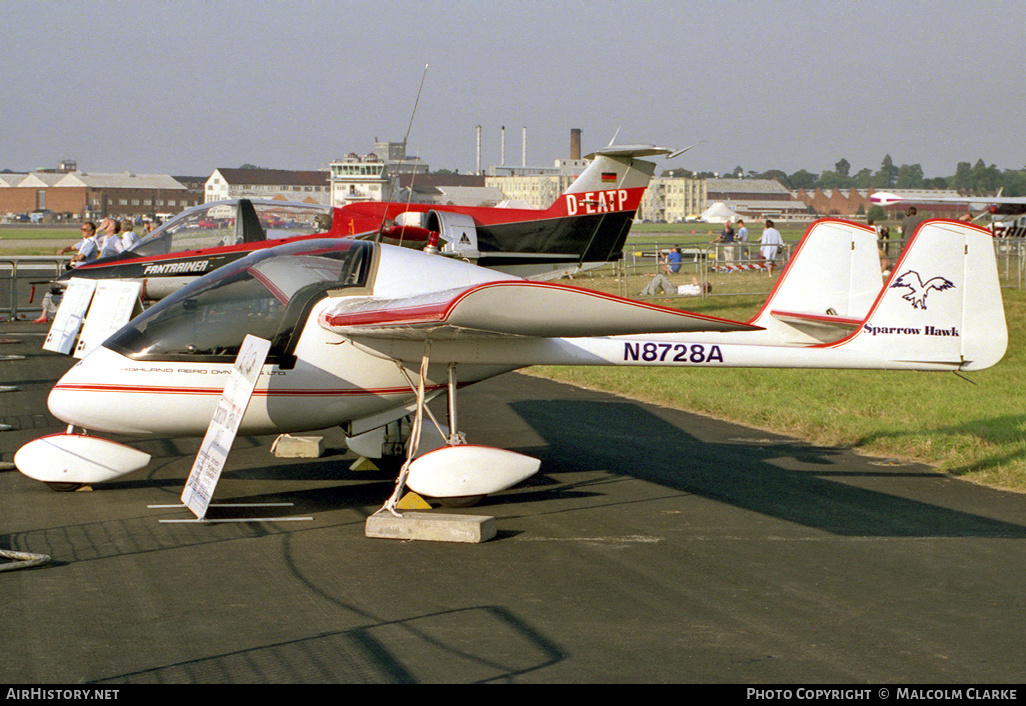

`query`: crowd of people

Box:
[33,216,160,322]
[55,216,155,267]
[641,218,786,299]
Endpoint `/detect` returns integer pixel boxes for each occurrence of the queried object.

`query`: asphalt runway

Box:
[2,321,1025,684]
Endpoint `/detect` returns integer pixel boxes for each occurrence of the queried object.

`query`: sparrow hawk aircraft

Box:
[16,215,1006,509]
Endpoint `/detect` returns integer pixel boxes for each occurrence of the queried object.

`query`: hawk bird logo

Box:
[890,270,955,310]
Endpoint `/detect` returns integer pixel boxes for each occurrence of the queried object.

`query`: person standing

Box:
[902,206,925,239]
[760,219,784,263]
[736,219,749,260]
[711,219,736,263]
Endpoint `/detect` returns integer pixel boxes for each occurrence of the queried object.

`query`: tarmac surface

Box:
[2,321,1025,684]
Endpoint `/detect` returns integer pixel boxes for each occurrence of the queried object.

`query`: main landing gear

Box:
[381,348,539,515]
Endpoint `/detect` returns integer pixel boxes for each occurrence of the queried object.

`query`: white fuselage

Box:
[48,244,518,437]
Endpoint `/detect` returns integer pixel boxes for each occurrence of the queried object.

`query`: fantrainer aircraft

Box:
[16,217,1006,510]
[52,145,668,302]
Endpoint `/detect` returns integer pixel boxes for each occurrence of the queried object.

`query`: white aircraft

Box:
[870,190,1026,213]
[870,190,1026,235]
[16,217,1007,507]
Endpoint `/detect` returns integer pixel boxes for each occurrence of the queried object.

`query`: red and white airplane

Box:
[54,145,667,301]
[16,217,1006,506]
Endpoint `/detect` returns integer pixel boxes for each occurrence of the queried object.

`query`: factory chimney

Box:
[476,125,482,174]
[570,128,582,160]
[522,126,526,167]
[501,126,506,166]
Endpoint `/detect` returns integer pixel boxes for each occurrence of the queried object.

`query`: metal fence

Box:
[588,240,794,301]
[587,237,1026,303]
[0,256,70,321]
[1,239,1024,320]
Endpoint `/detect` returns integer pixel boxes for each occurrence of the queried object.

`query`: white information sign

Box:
[181,335,271,520]
[43,279,97,354]
[74,280,144,358]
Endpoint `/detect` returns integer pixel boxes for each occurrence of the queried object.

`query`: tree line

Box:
[666,157,1026,196]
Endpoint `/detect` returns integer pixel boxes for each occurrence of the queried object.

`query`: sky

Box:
[3,0,1023,179]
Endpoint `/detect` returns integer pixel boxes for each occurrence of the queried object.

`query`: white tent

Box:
[700,202,742,223]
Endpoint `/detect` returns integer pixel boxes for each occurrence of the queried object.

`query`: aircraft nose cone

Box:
[48,359,100,430]
[47,346,140,434]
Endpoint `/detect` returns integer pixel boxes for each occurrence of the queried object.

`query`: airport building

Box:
[396,172,500,207]
[329,153,396,206]
[373,139,429,175]
[703,178,809,221]
[484,160,588,210]
[0,167,201,221]
[331,143,497,207]
[639,176,707,222]
[205,168,331,205]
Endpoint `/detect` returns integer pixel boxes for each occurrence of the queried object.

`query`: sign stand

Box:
[159,335,312,524]
[73,281,144,358]
[43,280,97,354]
[152,503,312,524]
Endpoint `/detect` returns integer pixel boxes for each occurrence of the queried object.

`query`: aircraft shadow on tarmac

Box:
[67,397,1026,540]
[109,397,1026,540]
[506,399,1026,540]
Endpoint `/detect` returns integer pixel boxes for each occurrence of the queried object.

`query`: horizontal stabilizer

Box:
[750,219,883,343]
[769,309,863,336]
[320,281,760,339]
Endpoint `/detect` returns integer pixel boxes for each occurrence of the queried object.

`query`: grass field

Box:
[529,285,1026,493]
[0,225,79,255]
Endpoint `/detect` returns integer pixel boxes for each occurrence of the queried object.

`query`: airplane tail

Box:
[543,145,669,216]
[828,219,1006,371]
[535,145,669,264]
[732,218,1005,371]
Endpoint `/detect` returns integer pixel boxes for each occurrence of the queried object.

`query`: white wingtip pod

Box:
[833,220,1007,371]
[15,434,151,484]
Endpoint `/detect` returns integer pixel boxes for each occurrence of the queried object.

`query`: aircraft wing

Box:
[319,281,760,339]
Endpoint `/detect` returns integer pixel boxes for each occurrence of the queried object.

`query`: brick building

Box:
[0,171,200,220]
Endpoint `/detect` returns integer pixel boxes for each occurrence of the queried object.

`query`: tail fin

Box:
[749,219,884,343]
[543,145,670,218]
[830,220,1006,371]
[538,145,670,264]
